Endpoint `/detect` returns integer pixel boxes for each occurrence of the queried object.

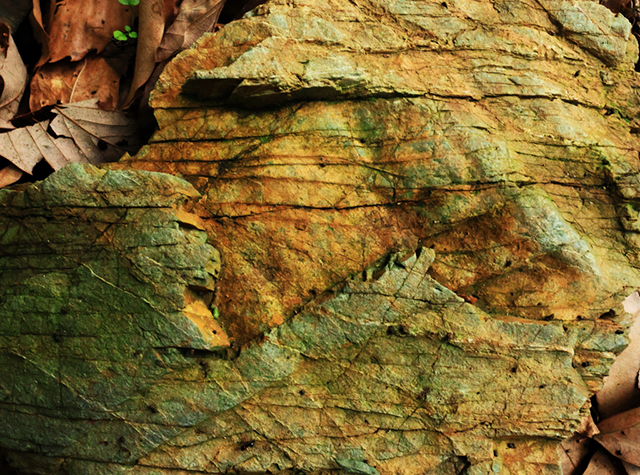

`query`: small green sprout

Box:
[113,25,137,41]
[113,0,139,41]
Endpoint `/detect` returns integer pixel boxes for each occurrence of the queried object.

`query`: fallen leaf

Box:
[29,0,50,66]
[51,100,143,162]
[123,0,165,107]
[0,22,27,128]
[583,448,625,474]
[595,405,640,466]
[156,0,226,62]
[29,56,120,112]
[0,100,141,174]
[598,292,640,419]
[0,164,23,188]
[0,119,70,172]
[623,461,640,475]
[560,434,597,475]
[163,0,180,25]
[38,0,131,64]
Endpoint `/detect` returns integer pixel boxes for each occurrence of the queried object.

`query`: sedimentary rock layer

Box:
[4,0,640,473]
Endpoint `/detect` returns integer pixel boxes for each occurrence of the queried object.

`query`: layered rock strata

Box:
[4,0,640,473]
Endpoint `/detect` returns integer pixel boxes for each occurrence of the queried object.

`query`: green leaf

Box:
[128,0,140,5]
[125,25,131,32]
[113,30,128,41]
[129,31,138,39]
[117,0,129,4]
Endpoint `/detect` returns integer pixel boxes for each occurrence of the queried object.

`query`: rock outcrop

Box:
[3,0,640,473]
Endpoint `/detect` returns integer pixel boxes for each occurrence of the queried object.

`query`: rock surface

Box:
[4,0,640,473]
[0,165,228,472]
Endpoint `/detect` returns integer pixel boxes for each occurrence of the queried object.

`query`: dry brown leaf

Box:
[30,0,50,66]
[595,406,640,466]
[598,292,640,419]
[52,100,142,162]
[156,0,226,62]
[39,0,130,65]
[30,56,120,112]
[0,22,27,129]
[623,461,640,475]
[560,434,597,475]
[0,100,141,173]
[0,164,23,188]
[164,0,181,25]
[584,448,626,475]
[0,119,72,172]
[123,0,165,107]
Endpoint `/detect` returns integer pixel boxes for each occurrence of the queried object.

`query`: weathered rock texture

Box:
[0,165,228,473]
[4,0,640,473]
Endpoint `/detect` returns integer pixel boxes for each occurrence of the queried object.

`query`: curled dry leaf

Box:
[0,22,27,129]
[595,405,640,466]
[163,0,181,26]
[123,0,165,107]
[30,56,120,112]
[156,0,226,62]
[38,0,130,65]
[0,100,141,175]
[0,164,23,189]
[30,0,50,66]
